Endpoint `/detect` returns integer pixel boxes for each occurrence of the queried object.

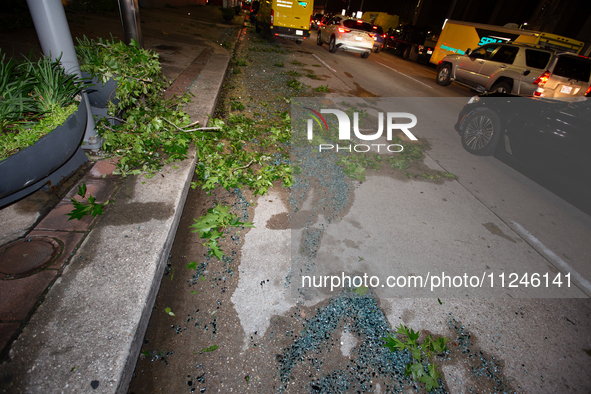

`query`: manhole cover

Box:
[0,237,60,277]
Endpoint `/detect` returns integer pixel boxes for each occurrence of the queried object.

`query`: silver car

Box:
[317,16,374,59]
[436,42,591,98]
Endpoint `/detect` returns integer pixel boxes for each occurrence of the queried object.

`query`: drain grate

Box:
[0,237,60,277]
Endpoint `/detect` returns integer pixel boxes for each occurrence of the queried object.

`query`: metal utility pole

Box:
[118,0,144,48]
[26,0,100,150]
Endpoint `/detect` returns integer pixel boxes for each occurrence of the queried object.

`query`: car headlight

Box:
[467,95,480,105]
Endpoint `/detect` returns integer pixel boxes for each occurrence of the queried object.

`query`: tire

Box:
[296,40,302,45]
[264,26,274,42]
[490,81,512,94]
[461,109,501,156]
[329,36,337,53]
[374,45,381,53]
[316,31,323,46]
[402,46,410,60]
[361,51,370,59]
[436,63,452,86]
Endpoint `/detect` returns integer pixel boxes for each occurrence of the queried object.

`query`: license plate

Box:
[296,30,303,35]
[355,36,363,41]
[560,85,573,94]
[427,50,433,54]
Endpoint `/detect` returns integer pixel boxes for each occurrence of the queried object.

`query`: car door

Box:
[455,44,500,86]
[321,16,338,43]
[521,101,591,177]
[478,45,519,89]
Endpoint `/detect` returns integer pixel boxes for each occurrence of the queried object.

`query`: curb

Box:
[0,39,231,394]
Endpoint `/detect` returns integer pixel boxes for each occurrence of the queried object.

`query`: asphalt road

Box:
[286,32,591,298]
[132,28,591,394]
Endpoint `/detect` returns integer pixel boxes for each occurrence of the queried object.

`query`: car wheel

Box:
[317,32,323,46]
[436,63,452,86]
[403,46,410,59]
[374,45,380,53]
[296,40,302,45]
[361,51,370,59]
[490,81,512,94]
[329,36,337,53]
[461,109,501,156]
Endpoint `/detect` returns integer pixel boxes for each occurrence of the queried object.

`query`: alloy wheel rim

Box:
[464,115,494,150]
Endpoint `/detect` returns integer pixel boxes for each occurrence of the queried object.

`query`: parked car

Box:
[437,42,591,98]
[385,24,430,61]
[310,13,323,30]
[317,16,374,59]
[371,25,386,53]
[455,93,591,213]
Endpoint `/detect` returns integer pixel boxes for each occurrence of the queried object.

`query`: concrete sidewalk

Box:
[0,6,240,393]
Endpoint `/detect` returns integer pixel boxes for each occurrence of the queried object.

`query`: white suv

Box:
[436,42,591,98]
[317,16,374,59]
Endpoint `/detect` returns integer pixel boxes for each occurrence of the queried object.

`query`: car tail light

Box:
[585,86,591,97]
[534,71,551,86]
[338,27,351,33]
[270,9,274,25]
[382,34,386,38]
[369,33,375,38]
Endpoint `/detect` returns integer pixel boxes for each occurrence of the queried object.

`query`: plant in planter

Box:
[0,50,88,206]
[74,36,199,177]
[0,51,86,161]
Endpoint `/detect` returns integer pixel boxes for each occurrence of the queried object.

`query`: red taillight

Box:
[382,34,386,38]
[534,71,551,86]
[270,9,274,25]
[369,33,375,39]
[585,86,591,97]
[338,27,351,33]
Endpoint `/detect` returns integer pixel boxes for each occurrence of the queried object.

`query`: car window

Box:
[553,56,591,82]
[342,19,373,32]
[471,44,499,59]
[525,49,552,69]
[489,45,518,64]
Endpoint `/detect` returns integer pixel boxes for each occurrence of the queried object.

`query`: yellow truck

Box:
[361,12,399,32]
[256,0,314,43]
[430,20,584,65]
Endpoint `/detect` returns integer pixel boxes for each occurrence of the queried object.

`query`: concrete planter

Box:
[0,97,89,208]
[82,72,119,108]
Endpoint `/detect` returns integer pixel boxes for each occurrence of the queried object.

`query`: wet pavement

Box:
[1,5,591,394]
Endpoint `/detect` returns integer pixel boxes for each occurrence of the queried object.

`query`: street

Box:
[129,28,591,394]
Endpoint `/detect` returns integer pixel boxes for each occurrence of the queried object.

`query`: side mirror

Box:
[523,70,530,76]
[464,48,472,56]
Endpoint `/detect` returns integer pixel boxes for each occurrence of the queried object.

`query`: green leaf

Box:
[352,286,368,296]
[190,290,198,295]
[186,261,198,270]
[164,307,175,316]
[406,363,424,379]
[199,345,218,353]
